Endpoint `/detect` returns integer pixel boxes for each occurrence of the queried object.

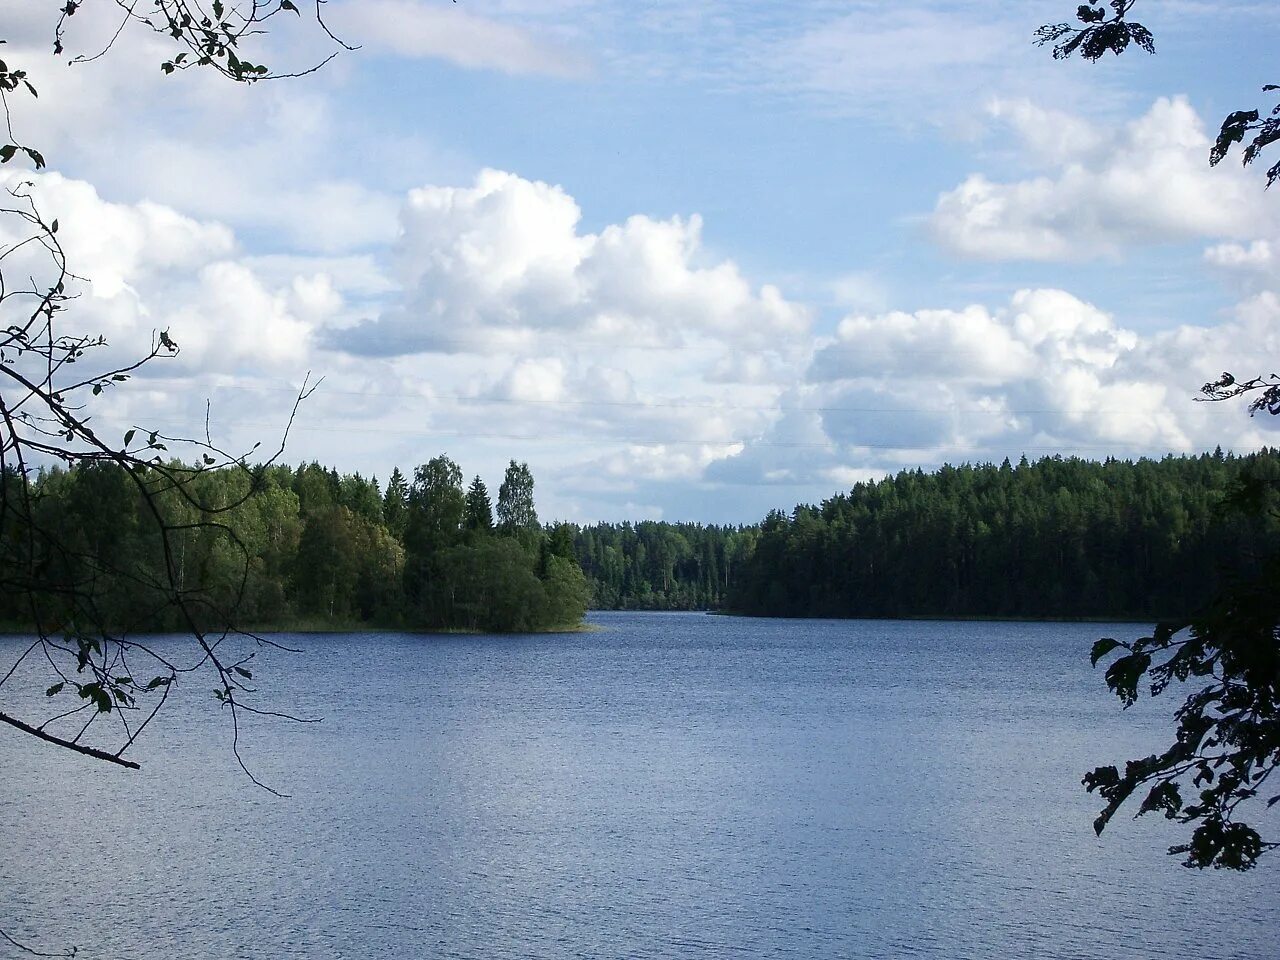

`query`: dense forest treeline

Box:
[0,457,589,633]
[565,450,1280,617]
[4,449,1276,629]
[571,523,756,610]
[726,449,1280,619]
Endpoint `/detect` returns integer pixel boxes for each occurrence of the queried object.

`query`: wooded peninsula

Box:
[2,448,1276,631]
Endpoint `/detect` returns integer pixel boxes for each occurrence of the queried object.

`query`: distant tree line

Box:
[0,457,589,633]
[569,522,757,610]
[726,450,1280,620]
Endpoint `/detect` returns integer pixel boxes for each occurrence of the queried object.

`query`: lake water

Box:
[1,612,1276,959]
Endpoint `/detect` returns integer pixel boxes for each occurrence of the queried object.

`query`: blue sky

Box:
[6,0,1280,522]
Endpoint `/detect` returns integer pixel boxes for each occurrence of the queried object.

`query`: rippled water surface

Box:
[2,613,1276,959]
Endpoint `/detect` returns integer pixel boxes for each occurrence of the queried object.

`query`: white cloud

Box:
[932,98,1267,261]
[755,2,1120,129]
[811,288,1186,450]
[811,303,1036,384]
[985,98,1107,166]
[778,7,1010,106]
[1,12,411,258]
[1205,240,1274,271]
[334,0,592,77]
[0,171,323,381]
[489,356,569,402]
[714,286,1276,491]
[333,169,810,360]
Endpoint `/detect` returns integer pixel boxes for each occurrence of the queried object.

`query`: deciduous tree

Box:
[497,460,538,538]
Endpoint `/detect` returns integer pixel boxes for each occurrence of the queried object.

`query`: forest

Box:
[4,448,1277,630]
[0,457,590,634]
[571,522,755,610]
[726,449,1280,620]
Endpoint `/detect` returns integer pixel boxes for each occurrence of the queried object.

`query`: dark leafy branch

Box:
[1039,1,1280,186]
[0,181,321,783]
[0,4,349,782]
[1035,1,1154,62]
[1200,372,1280,418]
[1038,1,1280,870]
[55,0,356,81]
[1212,96,1280,189]
[1085,550,1280,870]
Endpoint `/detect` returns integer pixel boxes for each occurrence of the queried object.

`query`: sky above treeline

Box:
[5,0,1280,523]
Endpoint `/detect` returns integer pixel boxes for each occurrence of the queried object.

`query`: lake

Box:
[2,612,1276,959]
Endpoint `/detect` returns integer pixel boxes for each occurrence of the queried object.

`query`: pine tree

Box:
[383,467,409,539]
[464,475,494,532]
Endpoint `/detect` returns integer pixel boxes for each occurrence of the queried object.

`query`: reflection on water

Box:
[2,613,1275,959]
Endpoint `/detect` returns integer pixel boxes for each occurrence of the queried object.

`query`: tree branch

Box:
[0,708,140,769]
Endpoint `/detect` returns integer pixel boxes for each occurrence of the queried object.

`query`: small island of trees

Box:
[0,457,590,634]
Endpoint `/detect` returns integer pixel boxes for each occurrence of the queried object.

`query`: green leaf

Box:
[1138,781,1183,820]
[123,429,135,446]
[1104,652,1152,708]
[233,666,253,679]
[79,682,113,713]
[45,682,64,697]
[1090,637,1122,667]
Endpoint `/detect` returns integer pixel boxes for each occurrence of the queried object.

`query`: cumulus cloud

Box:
[715,286,1276,491]
[2,8,409,258]
[812,288,1187,449]
[331,169,810,361]
[0,171,327,382]
[932,98,1267,261]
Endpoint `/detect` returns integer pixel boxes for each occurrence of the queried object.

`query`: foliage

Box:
[1039,0,1280,869]
[0,3,352,796]
[0,456,589,634]
[1035,1,1154,62]
[1083,458,1280,870]
[727,451,1279,620]
[55,1,351,81]
[464,475,494,532]
[497,460,538,537]
[1201,372,1280,419]
[1038,1,1280,187]
[572,521,754,611]
[1084,561,1280,869]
